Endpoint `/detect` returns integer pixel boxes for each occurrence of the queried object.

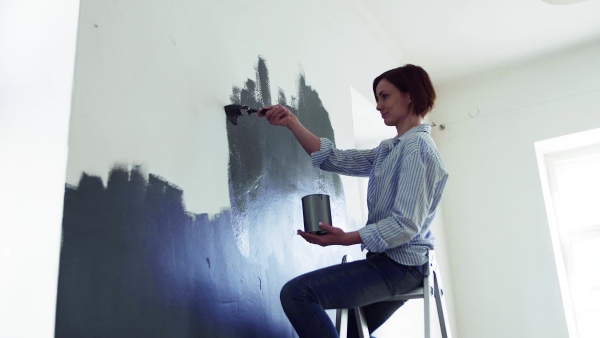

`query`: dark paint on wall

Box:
[226,57,344,257]
[55,58,358,337]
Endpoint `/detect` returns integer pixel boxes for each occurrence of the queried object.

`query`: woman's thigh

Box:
[282,253,423,310]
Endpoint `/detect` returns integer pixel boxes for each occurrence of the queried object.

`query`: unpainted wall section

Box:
[432,38,600,338]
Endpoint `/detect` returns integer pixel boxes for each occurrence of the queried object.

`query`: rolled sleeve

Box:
[358,224,389,253]
[310,138,376,177]
[310,138,334,168]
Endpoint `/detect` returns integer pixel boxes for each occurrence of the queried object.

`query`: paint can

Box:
[301,194,331,235]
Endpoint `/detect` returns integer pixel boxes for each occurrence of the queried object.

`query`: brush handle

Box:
[248,108,269,115]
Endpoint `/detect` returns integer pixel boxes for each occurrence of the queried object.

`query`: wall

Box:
[64,0,397,216]
[55,0,412,337]
[0,1,79,337]
[431,37,600,338]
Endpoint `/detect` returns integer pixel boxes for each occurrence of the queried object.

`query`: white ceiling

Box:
[359,0,600,84]
[351,0,600,145]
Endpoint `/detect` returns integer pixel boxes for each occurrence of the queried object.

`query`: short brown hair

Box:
[373,64,436,117]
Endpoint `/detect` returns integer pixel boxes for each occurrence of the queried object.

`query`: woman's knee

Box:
[280,278,301,305]
[281,276,316,311]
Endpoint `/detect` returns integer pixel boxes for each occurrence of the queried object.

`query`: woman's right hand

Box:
[258,104,298,128]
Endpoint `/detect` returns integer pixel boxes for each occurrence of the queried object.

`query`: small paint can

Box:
[301,194,331,235]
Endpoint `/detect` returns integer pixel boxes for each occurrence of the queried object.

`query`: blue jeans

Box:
[280,252,425,338]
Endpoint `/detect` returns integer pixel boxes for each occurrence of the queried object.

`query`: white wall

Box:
[66,0,398,219]
[0,1,79,337]
[431,38,600,338]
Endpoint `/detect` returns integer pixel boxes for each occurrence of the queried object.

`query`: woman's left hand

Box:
[297,223,362,247]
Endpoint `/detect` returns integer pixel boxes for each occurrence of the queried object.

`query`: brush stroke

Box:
[226,57,345,257]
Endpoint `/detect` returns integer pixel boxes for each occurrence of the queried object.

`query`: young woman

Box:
[259,64,448,338]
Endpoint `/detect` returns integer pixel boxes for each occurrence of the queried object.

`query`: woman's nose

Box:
[375,103,383,111]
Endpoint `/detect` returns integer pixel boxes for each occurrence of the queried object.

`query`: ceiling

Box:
[359,0,600,84]
[351,0,600,145]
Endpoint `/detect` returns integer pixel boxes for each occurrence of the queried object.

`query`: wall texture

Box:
[56,0,405,337]
[431,38,600,338]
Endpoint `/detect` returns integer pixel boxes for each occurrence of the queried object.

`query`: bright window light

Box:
[554,153,600,229]
[536,128,600,338]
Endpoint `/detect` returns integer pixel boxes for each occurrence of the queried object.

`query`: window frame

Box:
[535,129,600,338]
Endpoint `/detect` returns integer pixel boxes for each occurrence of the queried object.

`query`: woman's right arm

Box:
[259,104,376,176]
[259,104,320,154]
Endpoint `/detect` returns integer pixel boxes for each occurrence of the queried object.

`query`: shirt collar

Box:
[392,124,431,145]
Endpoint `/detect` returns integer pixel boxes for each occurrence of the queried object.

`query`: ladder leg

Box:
[354,307,370,338]
[424,273,431,338]
[336,308,348,338]
[434,272,452,338]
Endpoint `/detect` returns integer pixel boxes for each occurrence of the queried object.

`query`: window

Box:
[535,129,600,338]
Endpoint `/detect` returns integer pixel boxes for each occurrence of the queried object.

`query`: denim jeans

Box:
[280,252,425,338]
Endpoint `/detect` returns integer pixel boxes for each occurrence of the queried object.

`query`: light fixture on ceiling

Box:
[542,0,589,4]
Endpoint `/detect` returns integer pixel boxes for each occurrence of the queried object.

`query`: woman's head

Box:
[372,64,436,118]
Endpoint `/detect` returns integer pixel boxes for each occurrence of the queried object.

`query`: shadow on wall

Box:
[55,57,356,337]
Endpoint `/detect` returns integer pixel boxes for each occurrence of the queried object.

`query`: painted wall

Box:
[55,0,415,337]
[0,1,79,337]
[431,38,600,338]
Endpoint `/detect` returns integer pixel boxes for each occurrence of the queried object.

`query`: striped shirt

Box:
[311,124,448,266]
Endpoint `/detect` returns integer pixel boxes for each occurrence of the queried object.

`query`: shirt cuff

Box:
[358,224,389,253]
[310,138,334,168]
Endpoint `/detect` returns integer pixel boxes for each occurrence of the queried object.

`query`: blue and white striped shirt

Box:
[311,124,448,266]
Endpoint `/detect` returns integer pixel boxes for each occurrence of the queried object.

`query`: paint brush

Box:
[224,104,268,125]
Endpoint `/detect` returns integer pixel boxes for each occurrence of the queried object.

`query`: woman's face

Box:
[375,78,413,128]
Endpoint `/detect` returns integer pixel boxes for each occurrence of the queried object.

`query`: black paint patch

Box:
[56,167,291,337]
[227,57,343,227]
[55,57,355,338]
[224,58,347,270]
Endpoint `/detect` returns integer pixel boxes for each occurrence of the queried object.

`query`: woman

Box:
[259,64,448,338]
